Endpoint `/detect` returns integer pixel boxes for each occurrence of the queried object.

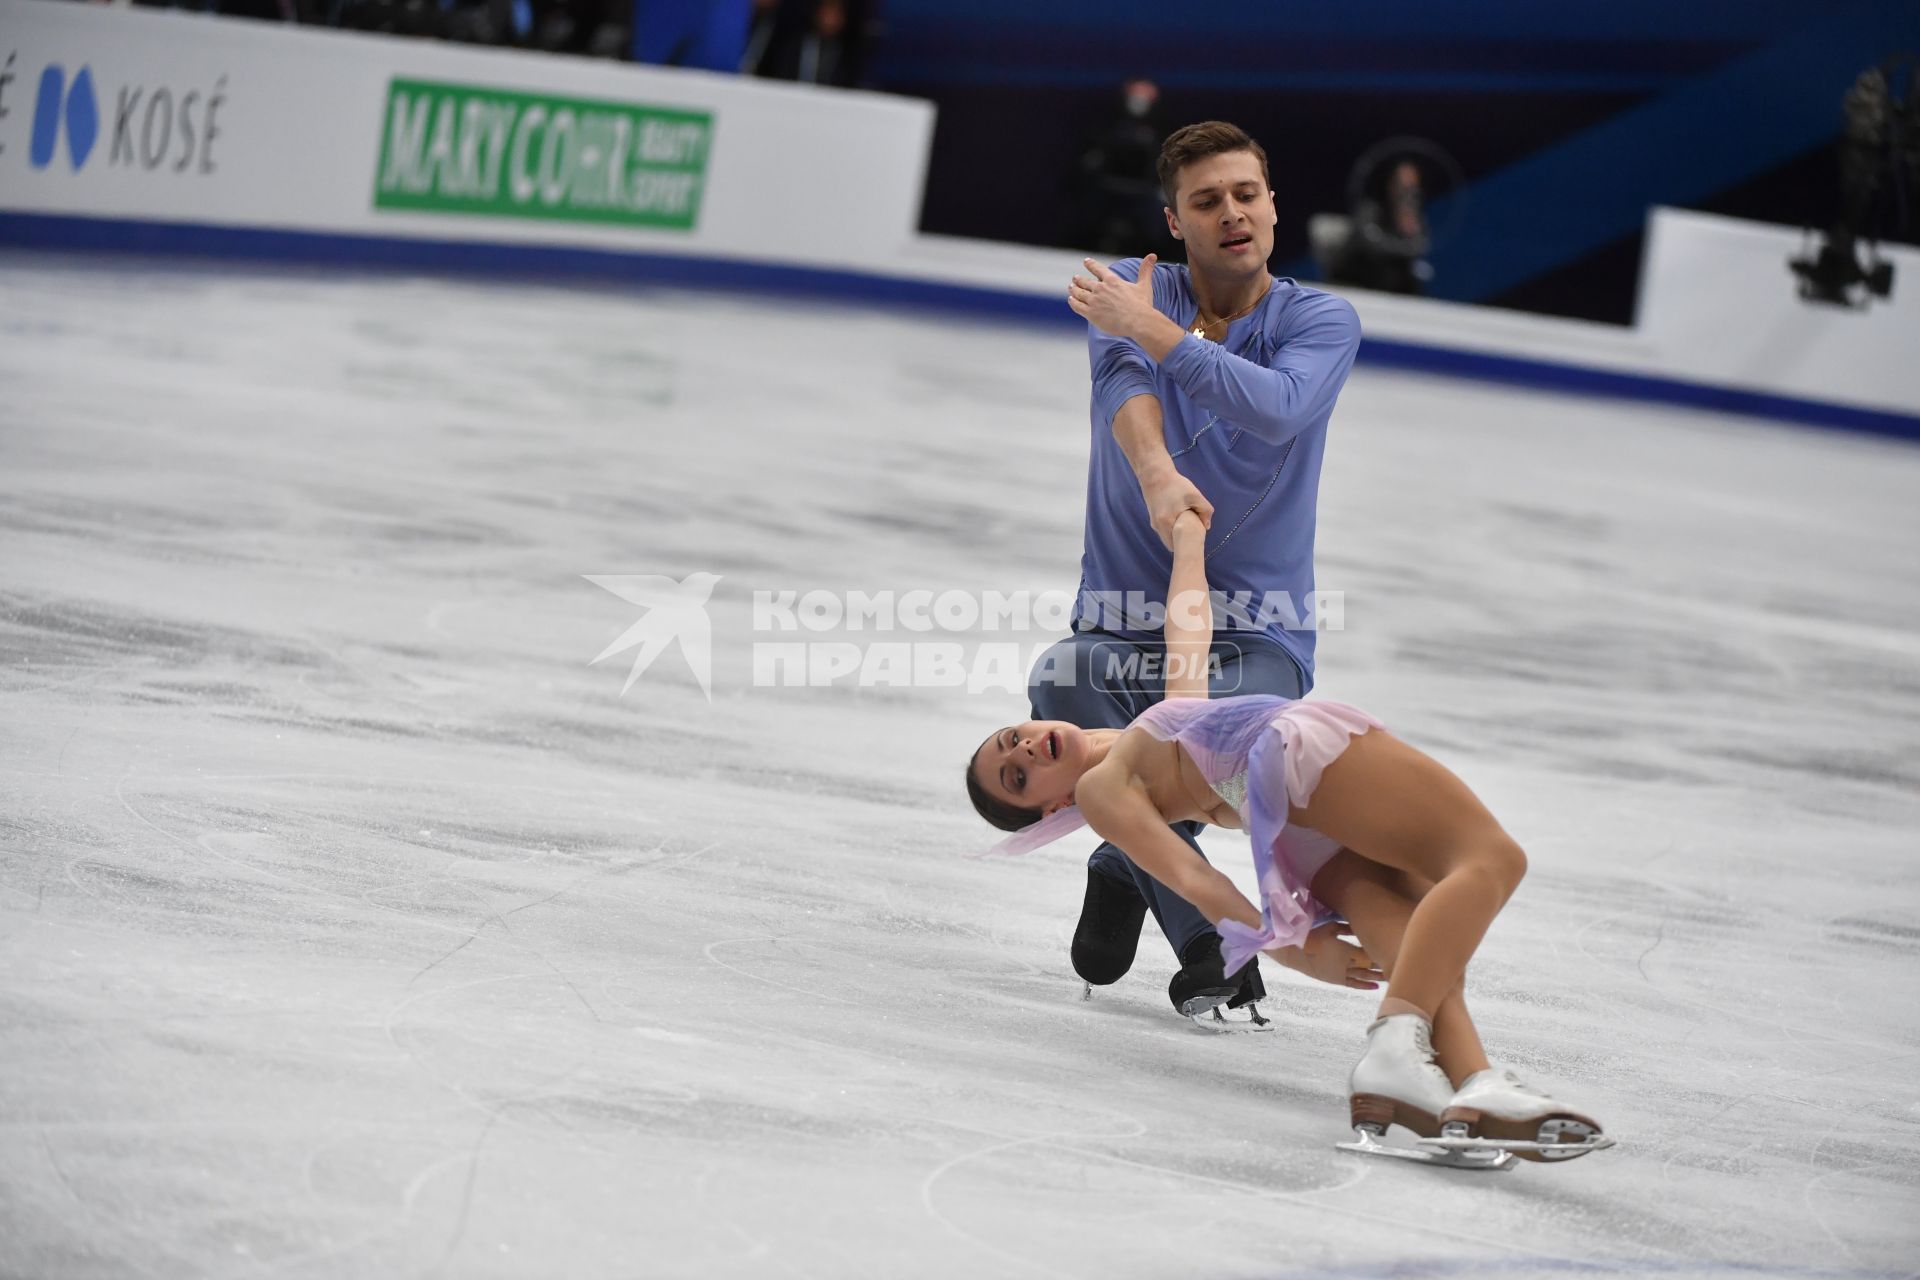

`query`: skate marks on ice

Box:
[1253,1261,1918,1280]
[917,1100,1533,1279]
[1547,859,1920,1268]
[3,259,1920,1276]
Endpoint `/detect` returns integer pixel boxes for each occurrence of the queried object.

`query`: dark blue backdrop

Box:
[868,1,1920,323]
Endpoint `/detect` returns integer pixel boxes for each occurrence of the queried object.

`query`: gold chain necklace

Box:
[1188,290,1268,342]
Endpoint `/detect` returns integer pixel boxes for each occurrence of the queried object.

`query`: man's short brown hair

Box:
[1157,121,1270,206]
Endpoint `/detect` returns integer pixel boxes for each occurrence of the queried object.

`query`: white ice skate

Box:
[1431,1067,1613,1162]
[1337,1015,1514,1171]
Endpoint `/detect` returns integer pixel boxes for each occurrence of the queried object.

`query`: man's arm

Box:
[1087,258,1215,547]
[1075,259,1361,448]
[1154,295,1360,446]
[1112,397,1215,547]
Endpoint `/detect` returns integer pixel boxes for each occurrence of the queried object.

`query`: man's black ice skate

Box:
[1071,865,1148,997]
[1169,935,1271,1033]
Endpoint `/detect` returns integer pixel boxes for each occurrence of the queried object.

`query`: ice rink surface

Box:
[2,255,1918,1280]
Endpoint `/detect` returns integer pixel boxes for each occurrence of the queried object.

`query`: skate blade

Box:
[1337,1128,1515,1171]
[1185,1001,1273,1034]
[1424,1133,1615,1160]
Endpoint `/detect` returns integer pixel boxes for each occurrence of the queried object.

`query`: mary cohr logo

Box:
[0,52,226,175]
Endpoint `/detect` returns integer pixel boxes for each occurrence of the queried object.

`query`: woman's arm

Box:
[1078,765,1259,930]
[1079,766,1384,990]
[1164,509,1212,699]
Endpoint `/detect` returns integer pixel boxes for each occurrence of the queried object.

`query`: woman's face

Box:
[971,720,1092,817]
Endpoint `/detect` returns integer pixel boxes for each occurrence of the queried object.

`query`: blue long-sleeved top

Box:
[1071,261,1361,686]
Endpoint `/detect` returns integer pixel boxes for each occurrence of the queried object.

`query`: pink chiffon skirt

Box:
[1214,699,1386,973]
[1262,699,1386,888]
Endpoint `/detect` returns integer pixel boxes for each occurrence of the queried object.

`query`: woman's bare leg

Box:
[1312,851,1491,1086]
[1307,787,1609,1159]
[1293,731,1528,1022]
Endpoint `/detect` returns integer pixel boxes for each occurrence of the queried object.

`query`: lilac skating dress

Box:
[1128,695,1385,975]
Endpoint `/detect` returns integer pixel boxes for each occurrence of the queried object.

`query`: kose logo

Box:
[21,61,225,175]
[29,64,97,170]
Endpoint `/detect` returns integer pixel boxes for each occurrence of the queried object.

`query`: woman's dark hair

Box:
[966,738,1043,833]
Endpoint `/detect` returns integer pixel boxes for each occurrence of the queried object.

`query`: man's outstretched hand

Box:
[1069,253,1163,340]
[1140,465,1214,551]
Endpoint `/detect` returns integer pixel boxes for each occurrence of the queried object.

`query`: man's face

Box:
[1164,150,1277,280]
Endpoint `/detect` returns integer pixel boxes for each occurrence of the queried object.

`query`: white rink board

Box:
[1636,207,1920,414]
[1,257,1917,1279]
[0,0,933,267]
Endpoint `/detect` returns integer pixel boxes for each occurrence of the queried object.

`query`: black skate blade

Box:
[1337,1128,1515,1171]
[1183,998,1273,1034]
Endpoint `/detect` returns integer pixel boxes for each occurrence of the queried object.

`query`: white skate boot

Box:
[1431,1066,1614,1163]
[1337,1015,1512,1171]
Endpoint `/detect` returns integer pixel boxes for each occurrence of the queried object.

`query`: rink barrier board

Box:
[3,210,1913,444]
[0,0,934,267]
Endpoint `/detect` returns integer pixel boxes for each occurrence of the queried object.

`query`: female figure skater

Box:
[966,511,1609,1166]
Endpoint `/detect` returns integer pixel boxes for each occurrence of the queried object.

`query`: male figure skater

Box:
[1034,120,1361,1023]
